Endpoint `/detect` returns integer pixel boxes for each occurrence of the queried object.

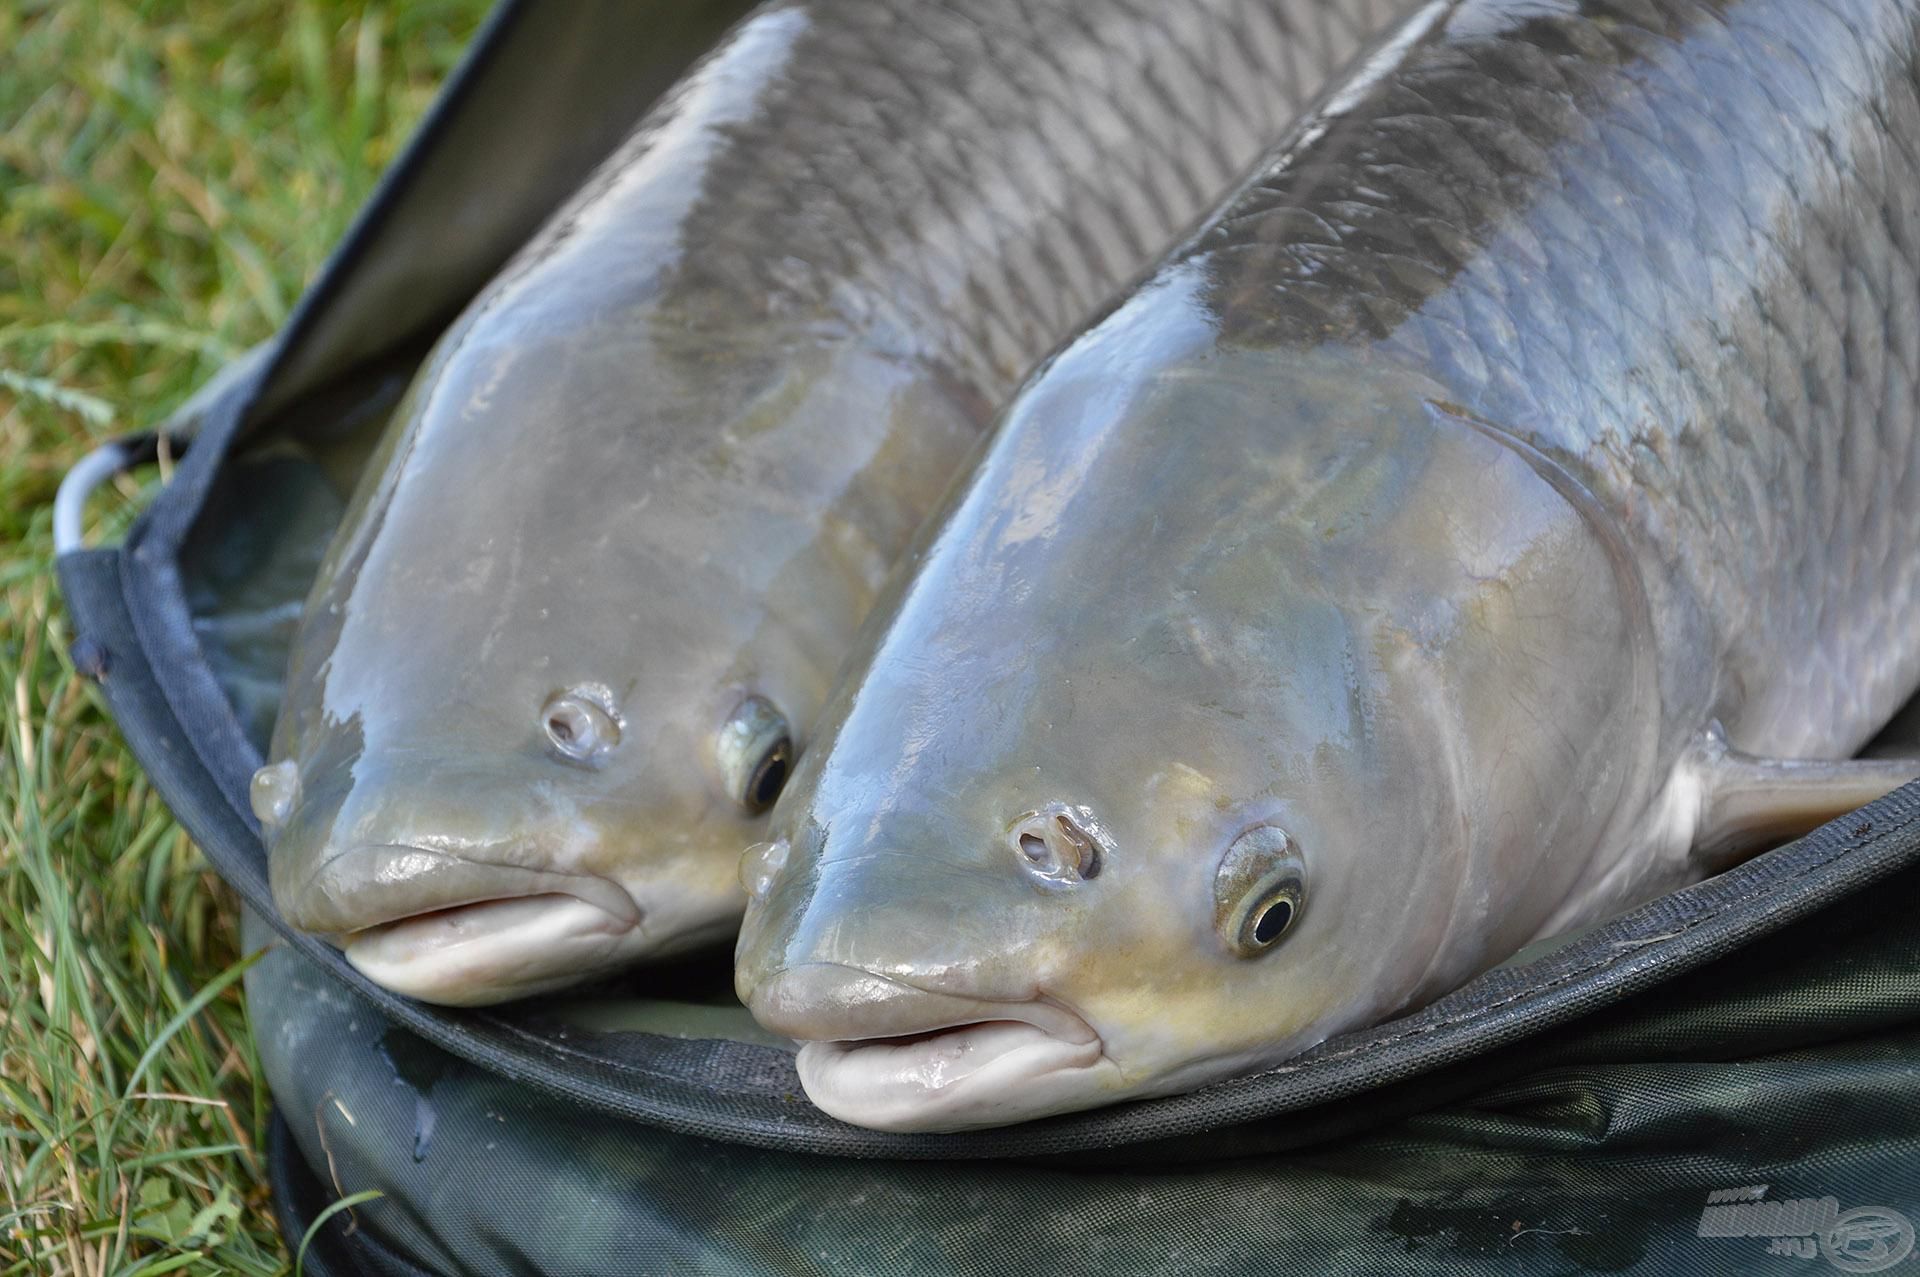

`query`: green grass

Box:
[1,3,485,1270]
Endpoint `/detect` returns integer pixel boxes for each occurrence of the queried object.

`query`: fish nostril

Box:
[541,686,621,764]
[1008,805,1104,886]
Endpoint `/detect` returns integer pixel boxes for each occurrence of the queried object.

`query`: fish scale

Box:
[635,0,1415,394]
[1196,0,1920,760]
[260,0,1424,1004]
[737,0,1920,1132]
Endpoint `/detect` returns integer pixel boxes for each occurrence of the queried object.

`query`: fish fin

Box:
[1688,723,1919,869]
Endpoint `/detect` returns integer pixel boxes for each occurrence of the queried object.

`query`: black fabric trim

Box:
[49,0,1920,1166]
[59,518,1920,1158]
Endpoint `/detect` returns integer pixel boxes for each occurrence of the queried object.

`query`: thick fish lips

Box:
[258,762,647,1005]
[745,963,1110,1133]
[280,842,645,1007]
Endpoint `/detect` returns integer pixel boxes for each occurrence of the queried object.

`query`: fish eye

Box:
[1214,824,1307,958]
[717,695,793,814]
[541,687,621,764]
[745,739,792,811]
[1249,894,1297,945]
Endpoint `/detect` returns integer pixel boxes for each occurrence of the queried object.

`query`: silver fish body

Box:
[737,0,1920,1130]
[260,0,1413,1004]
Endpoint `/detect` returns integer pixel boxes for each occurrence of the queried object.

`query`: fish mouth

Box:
[342,892,643,1006]
[277,842,647,1006]
[748,963,1111,1133]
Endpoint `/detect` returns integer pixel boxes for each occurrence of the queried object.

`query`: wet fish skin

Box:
[260,0,1416,1005]
[737,0,1920,1129]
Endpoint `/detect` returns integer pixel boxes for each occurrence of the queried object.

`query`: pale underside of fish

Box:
[255,0,1423,1004]
[736,0,1920,1131]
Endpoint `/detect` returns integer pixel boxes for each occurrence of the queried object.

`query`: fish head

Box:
[737,294,1656,1130]
[735,652,1457,1132]
[258,294,977,1005]
[260,668,784,1007]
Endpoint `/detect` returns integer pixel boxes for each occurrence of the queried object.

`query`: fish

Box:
[256,0,1417,1005]
[735,0,1920,1131]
